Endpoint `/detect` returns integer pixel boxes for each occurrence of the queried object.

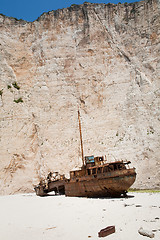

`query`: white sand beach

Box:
[0,192,160,240]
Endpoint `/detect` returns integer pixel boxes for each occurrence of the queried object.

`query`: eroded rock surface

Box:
[0,0,159,194]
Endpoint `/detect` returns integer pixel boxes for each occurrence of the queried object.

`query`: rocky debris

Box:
[124,203,133,207]
[138,227,155,238]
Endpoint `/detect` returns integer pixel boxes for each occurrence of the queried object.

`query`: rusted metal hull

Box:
[34,110,137,198]
[65,168,136,197]
[48,179,66,195]
[35,185,47,196]
[35,165,136,197]
[34,179,66,196]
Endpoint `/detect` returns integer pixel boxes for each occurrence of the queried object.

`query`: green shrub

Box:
[131,8,136,14]
[129,189,160,193]
[12,81,20,90]
[14,97,23,103]
[0,13,5,17]
[147,128,154,135]
[7,85,12,89]
[10,16,19,21]
[0,89,3,96]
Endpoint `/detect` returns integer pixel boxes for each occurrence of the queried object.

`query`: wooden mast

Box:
[78,109,84,166]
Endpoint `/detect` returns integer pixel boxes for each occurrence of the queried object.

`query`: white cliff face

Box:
[0,0,159,194]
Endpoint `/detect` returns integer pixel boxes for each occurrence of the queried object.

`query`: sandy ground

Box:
[0,192,159,240]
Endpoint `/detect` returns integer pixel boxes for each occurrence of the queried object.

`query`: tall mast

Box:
[78,109,84,166]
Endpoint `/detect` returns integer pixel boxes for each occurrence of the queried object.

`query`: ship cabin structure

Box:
[69,155,130,180]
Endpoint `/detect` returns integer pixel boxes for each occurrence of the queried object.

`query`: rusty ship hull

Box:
[34,111,136,198]
[35,179,66,196]
[65,168,136,197]
[35,166,136,198]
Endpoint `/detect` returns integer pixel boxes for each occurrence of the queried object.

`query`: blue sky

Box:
[1,0,140,22]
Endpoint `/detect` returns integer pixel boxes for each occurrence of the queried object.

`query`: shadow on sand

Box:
[36,192,135,199]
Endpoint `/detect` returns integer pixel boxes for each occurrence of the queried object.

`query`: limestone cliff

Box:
[0,0,159,194]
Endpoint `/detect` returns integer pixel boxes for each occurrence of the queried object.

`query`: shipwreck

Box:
[35,110,136,197]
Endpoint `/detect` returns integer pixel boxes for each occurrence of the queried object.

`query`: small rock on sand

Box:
[138,227,155,238]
